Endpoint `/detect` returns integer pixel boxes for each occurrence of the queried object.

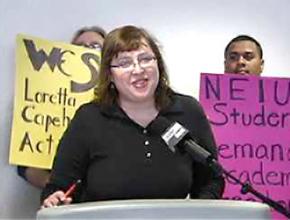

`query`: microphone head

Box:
[150,117,222,175]
[150,116,172,135]
[150,116,189,152]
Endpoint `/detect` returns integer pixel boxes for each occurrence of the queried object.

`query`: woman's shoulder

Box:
[73,101,102,118]
[170,92,207,118]
[172,92,200,107]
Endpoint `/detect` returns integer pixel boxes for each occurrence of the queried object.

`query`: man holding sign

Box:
[199,35,290,218]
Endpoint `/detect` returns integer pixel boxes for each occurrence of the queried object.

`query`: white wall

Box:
[1,0,290,218]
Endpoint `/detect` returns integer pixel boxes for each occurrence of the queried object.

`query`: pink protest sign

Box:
[199,73,290,219]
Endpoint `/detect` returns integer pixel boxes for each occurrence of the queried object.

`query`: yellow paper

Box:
[9,34,101,169]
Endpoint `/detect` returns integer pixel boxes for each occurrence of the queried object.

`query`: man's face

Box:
[224,40,264,76]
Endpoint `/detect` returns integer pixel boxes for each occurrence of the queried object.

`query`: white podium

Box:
[37,199,272,219]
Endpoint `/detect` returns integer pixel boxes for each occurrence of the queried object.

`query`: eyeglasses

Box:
[75,42,102,50]
[110,53,156,72]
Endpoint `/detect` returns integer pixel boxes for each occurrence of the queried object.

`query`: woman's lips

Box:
[132,78,148,88]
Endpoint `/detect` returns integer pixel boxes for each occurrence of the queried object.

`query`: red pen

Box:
[64,179,81,198]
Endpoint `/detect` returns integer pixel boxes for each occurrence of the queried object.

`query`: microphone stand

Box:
[208,158,290,219]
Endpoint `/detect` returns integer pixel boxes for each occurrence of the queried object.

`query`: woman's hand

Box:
[41,190,72,208]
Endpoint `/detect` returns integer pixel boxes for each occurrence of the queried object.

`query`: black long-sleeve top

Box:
[41,93,224,202]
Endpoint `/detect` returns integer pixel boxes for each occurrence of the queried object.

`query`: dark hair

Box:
[224,35,263,59]
[71,26,106,44]
[94,25,173,109]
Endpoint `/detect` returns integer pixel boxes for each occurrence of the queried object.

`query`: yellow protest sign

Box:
[9,34,101,169]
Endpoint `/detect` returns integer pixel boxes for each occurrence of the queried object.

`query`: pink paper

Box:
[199,73,290,219]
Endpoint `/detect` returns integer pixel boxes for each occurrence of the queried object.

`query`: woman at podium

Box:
[41,25,225,208]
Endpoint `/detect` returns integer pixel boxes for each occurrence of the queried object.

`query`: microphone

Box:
[150,117,290,218]
[150,116,219,168]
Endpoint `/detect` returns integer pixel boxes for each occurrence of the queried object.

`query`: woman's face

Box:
[110,41,159,104]
[73,31,104,51]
